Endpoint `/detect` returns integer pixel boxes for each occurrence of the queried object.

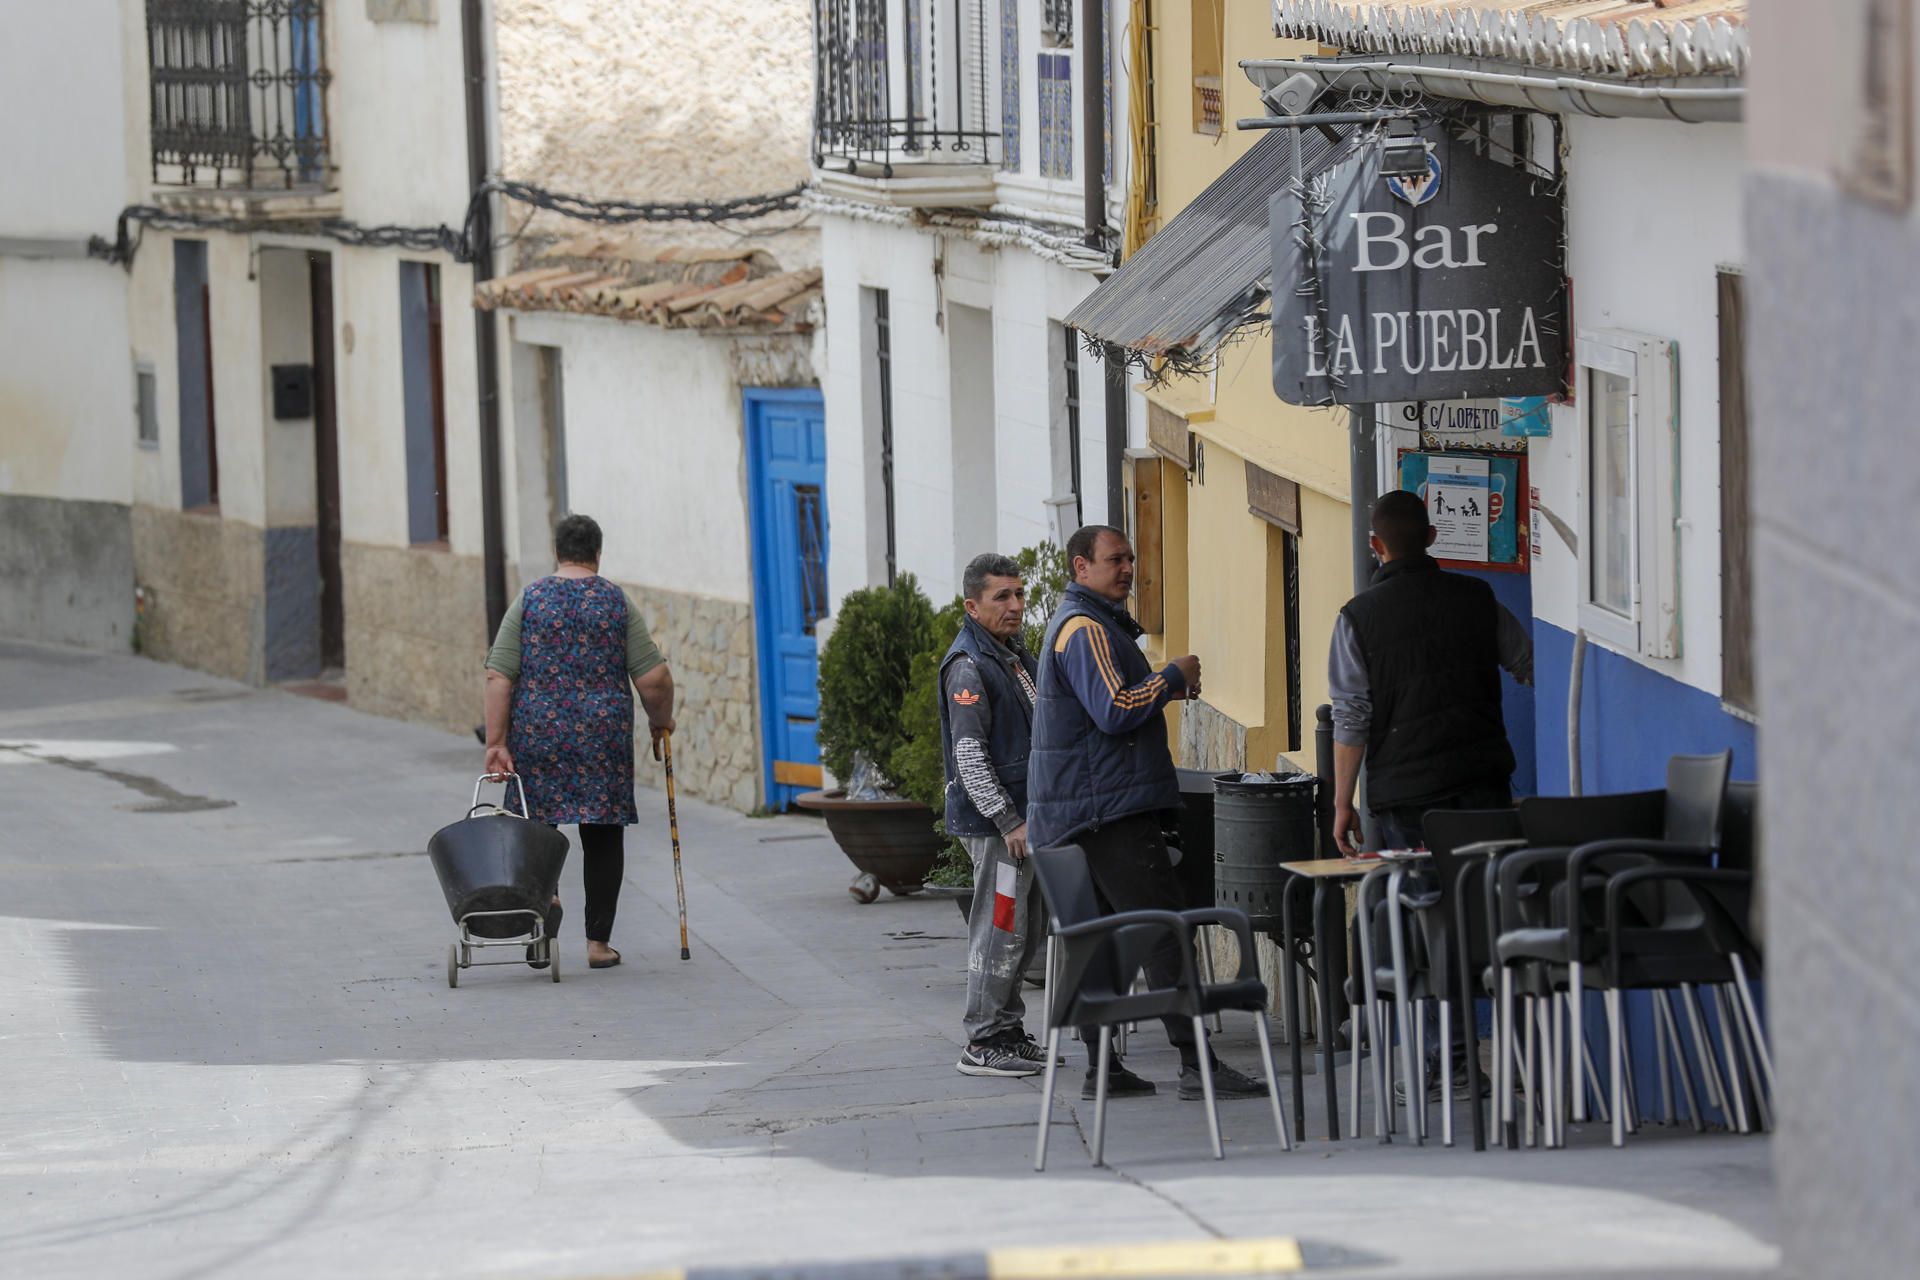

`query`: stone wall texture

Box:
[131,505,266,682]
[623,583,761,813]
[1748,172,1920,1279]
[1177,697,1249,773]
[0,493,134,652]
[494,0,819,266]
[342,541,491,734]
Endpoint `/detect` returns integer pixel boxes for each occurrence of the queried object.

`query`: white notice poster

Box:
[1426,455,1491,562]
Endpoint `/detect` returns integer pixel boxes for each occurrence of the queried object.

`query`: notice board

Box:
[1396,449,1530,573]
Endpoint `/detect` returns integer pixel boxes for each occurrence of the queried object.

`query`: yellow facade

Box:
[1130,2,1352,772]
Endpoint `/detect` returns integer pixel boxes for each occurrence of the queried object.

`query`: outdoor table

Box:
[1277,854,1430,1141]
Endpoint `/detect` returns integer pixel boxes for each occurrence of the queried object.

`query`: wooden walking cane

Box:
[655,729,690,960]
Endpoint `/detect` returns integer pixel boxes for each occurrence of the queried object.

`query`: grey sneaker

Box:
[1179,1061,1268,1100]
[1005,1032,1065,1066]
[958,1040,1042,1078]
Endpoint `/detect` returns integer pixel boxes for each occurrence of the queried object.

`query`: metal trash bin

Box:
[1165,768,1219,911]
[1212,772,1319,933]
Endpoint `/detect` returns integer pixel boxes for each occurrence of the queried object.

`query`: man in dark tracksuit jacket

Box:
[1330,489,1533,855]
[940,553,1050,1079]
[1027,525,1266,1102]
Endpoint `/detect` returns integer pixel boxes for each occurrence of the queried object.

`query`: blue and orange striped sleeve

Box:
[1052,616,1187,735]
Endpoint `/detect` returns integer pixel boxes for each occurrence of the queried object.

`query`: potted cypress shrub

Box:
[797,575,946,898]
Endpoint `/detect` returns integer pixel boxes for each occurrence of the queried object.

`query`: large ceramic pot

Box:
[794,790,944,898]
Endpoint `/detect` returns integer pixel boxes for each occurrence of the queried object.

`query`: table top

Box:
[1279,853,1430,878]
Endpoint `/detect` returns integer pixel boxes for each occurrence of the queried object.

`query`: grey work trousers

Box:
[961,834,1045,1045]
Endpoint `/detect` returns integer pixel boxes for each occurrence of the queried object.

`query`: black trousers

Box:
[572,822,625,943]
[1077,813,1200,1072]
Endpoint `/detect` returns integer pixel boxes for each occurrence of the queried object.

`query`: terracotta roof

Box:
[474,235,821,331]
[1271,1,1748,79]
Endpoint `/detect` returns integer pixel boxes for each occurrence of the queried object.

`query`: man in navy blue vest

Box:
[1028,525,1267,1102]
[941,553,1052,1078]
[1330,489,1533,855]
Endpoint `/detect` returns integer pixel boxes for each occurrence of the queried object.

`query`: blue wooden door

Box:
[745,390,829,810]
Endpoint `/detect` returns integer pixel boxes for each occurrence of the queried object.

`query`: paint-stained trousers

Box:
[961,834,1045,1045]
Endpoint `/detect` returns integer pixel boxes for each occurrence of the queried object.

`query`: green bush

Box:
[889,542,1071,887]
[815,574,936,787]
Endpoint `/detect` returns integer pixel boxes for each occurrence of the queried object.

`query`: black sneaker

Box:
[1005,1031,1065,1066]
[1082,1063,1157,1099]
[957,1040,1042,1078]
[1178,1061,1268,1100]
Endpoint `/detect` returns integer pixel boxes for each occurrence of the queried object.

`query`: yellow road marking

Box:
[989,1236,1304,1279]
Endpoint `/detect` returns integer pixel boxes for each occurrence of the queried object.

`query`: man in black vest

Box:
[942,553,1051,1078]
[1028,525,1267,1102]
[1330,489,1533,855]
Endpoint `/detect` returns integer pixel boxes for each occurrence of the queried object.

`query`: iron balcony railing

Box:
[813,0,999,174]
[147,1,332,190]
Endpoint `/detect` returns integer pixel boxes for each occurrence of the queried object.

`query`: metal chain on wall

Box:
[87,179,810,269]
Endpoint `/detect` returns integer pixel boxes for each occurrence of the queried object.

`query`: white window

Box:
[1577,329,1681,659]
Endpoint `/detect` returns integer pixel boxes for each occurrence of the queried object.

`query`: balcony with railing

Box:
[812,0,1000,204]
[147,1,333,194]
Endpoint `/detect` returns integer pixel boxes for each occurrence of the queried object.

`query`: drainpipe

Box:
[1082,0,1126,524]
[462,0,508,637]
[1349,404,1377,592]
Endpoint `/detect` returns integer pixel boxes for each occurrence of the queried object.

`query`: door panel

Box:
[746,391,828,809]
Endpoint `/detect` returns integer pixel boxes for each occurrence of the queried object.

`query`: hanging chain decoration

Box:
[87,179,810,269]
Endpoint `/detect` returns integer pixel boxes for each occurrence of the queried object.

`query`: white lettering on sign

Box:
[1352,212,1498,273]
[1303,306,1552,377]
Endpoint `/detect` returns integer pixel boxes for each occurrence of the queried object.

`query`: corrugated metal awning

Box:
[1067,127,1354,377]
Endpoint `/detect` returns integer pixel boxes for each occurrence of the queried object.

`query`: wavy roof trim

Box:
[1271,1,1748,79]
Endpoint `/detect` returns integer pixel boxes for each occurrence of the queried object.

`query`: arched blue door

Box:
[745,389,828,810]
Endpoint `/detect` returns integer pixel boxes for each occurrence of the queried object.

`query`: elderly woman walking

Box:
[482,514,675,969]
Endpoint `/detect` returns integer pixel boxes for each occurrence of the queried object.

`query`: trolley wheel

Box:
[447,943,459,989]
[549,943,561,983]
[849,872,880,904]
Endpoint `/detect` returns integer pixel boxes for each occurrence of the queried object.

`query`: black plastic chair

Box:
[1030,844,1207,1169]
[1176,904,1293,1154]
[1491,752,1737,1146]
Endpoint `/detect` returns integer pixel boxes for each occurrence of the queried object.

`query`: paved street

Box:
[0,640,1778,1280]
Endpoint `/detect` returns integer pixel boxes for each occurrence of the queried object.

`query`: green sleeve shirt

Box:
[483,585,665,682]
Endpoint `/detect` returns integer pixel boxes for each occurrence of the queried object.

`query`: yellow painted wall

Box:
[1135,2,1356,767]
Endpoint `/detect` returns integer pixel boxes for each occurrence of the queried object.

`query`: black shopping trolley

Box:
[429,774,569,987]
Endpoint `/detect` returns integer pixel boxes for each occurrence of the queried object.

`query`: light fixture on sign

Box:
[1380,118,1430,177]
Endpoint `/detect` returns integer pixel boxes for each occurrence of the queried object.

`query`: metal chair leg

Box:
[1041,935,1056,1033]
[1498,967,1515,1141]
[1724,983,1772,1133]
[1682,982,1730,1121]
[1657,991,1704,1133]
[1547,995,1563,1148]
[1568,962,1586,1122]
[1440,998,1455,1147]
[1581,1033,1610,1125]
[1619,1004,1641,1134]
[1347,920,1366,1137]
[1253,1014,1294,1152]
[1092,1027,1113,1165]
[1607,988,1626,1148]
[1712,985,1752,1134]
[1654,989,1675,1126]
[1414,998,1430,1142]
[1197,928,1224,1033]
[1035,1027,1063,1171]
[1730,956,1777,1099]
[1523,995,1538,1149]
[1356,872,1393,1142]
[1194,1016,1224,1160]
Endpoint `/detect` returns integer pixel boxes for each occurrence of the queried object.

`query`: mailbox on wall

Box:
[271,364,314,420]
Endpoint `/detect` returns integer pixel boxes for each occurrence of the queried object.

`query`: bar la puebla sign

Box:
[1271,124,1566,405]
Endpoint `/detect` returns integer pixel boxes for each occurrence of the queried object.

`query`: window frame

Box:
[1576,327,1682,660]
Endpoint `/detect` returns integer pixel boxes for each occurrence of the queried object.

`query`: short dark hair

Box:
[1370,489,1431,560]
[554,514,603,565]
[962,552,1022,601]
[1066,524,1125,569]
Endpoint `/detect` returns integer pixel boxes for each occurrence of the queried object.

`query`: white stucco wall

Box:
[820,215,1111,607]
[508,312,753,603]
[0,0,131,238]
[494,0,817,264]
[330,12,475,229]
[1528,117,1746,698]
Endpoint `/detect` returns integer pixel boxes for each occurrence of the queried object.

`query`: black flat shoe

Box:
[1082,1063,1157,1099]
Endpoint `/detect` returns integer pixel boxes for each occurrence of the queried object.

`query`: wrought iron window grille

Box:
[148,1,333,190]
[1042,0,1073,46]
[813,0,999,174]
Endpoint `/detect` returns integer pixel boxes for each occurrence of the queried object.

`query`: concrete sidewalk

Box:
[0,639,1778,1279]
